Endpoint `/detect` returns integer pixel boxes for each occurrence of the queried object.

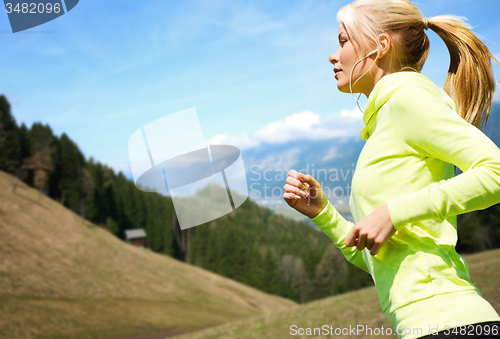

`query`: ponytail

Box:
[426,16,499,131]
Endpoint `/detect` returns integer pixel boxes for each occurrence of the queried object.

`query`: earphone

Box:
[349,47,380,113]
[365,48,379,57]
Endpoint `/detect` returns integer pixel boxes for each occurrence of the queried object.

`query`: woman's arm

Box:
[284,170,370,273]
[385,85,500,230]
[310,199,371,273]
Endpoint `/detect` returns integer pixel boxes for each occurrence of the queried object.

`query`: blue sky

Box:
[1,0,500,177]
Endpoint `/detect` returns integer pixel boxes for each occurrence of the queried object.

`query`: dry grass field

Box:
[1,169,499,339]
[0,171,297,339]
[170,239,500,339]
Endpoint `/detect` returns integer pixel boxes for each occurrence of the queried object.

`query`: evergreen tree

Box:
[303,246,321,280]
[86,158,105,223]
[57,133,85,210]
[132,185,146,229]
[189,226,205,267]
[262,247,282,295]
[144,194,166,253]
[17,123,30,179]
[18,123,30,158]
[242,243,261,288]
[220,226,246,282]
[27,123,56,156]
[105,217,119,235]
[205,224,219,271]
[0,95,21,173]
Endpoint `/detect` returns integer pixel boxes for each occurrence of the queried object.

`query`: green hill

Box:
[171,249,500,339]
[0,170,297,339]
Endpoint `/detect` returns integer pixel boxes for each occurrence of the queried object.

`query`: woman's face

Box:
[329,24,376,96]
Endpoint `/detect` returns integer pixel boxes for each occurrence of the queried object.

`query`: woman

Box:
[283,0,500,338]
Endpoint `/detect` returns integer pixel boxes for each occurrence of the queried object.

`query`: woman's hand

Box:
[344,204,396,256]
[283,170,328,219]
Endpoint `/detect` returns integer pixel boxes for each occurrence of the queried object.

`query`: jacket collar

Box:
[359,71,434,141]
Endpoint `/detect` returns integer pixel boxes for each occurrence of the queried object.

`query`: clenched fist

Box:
[283,169,328,219]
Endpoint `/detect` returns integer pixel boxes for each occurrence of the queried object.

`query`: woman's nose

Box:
[329,49,340,65]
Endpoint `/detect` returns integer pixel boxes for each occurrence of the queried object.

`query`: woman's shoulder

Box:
[385,72,439,95]
[367,71,455,114]
[385,72,456,112]
[382,74,466,137]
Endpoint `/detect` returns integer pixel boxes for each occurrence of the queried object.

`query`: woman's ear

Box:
[378,33,392,58]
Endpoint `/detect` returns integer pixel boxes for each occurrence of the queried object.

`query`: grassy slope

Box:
[0,171,297,339]
[172,249,500,339]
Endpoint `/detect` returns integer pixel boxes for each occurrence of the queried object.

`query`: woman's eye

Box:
[340,40,347,47]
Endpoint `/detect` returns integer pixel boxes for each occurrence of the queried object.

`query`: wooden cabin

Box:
[125,229,147,247]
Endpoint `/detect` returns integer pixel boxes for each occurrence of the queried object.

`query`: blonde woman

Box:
[283,0,500,338]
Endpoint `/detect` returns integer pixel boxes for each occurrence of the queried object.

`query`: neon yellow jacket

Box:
[310,71,500,339]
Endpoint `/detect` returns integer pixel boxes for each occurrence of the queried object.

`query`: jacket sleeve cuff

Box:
[308,200,370,274]
[309,201,334,227]
[386,188,439,231]
[309,200,353,242]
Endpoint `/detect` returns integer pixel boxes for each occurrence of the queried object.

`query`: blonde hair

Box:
[338,0,499,131]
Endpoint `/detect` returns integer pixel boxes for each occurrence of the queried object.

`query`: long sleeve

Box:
[309,200,369,273]
[385,85,500,231]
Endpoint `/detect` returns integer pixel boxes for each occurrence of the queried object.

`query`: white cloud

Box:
[207,109,364,150]
[322,146,338,162]
[340,107,363,118]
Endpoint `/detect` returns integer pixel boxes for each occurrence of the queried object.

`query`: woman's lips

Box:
[334,68,342,79]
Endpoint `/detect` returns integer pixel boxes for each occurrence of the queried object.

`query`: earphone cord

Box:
[349,51,376,113]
